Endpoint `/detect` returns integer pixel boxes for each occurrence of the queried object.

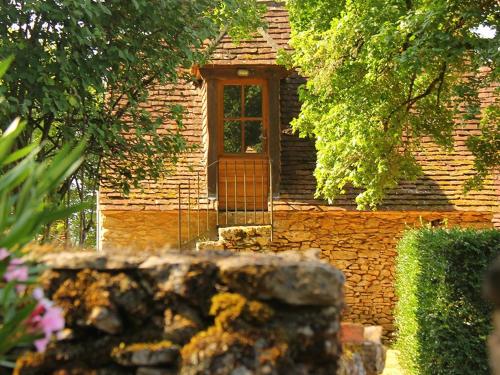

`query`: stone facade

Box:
[100,210,218,251]
[270,210,493,335]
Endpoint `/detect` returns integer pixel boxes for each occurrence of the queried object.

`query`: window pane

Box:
[224,120,242,153]
[224,86,241,118]
[244,85,262,117]
[244,121,263,153]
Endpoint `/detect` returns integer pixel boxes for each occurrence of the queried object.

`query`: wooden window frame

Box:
[217,78,269,159]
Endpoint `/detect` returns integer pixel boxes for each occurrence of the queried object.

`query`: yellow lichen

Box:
[259,341,289,365]
[14,352,45,372]
[180,325,254,364]
[111,340,176,357]
[210,292,274,329]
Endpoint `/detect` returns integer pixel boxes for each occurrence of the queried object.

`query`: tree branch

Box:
[111,74,158,120]
[406,62,447,108]
[384,62,448,126]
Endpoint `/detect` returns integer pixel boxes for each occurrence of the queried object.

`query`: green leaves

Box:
[0,58,85,363]
[0,117,85,251]
[286,0,499,209]
[0,56,14,81]
[0,0,264,198]
[395,228,500,374]
[465,101,500,191]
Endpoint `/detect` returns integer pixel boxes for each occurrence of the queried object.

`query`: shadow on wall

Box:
[279,133,455,210]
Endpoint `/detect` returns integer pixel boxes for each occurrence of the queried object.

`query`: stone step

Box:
[196,240,225,252]
[196,225,272,252]
[218,225,272,250]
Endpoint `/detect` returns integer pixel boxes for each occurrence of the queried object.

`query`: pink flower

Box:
[26,304,46,330]
[4,258,28,283]
[0,248,10,261]
[25,293,65,353]
[39,306,64,335]
[34,337,49,352]
[33,287,44,301]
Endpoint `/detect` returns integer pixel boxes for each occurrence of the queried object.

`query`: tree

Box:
[283,0,499,209]
[0,0,264,244]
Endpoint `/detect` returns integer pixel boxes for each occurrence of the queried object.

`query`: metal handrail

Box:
[177,158,274,250]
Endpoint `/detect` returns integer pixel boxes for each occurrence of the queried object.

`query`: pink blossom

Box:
[9,258,22,266]
[25,304,46,330]
[39,306,64,335]
[32,287,44,301]
[4,258,28,283]
[0,248,10,261]
[34,337,50,352]
[25,295,65,352]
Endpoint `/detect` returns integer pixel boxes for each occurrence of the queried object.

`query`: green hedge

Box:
[395,227,500,375]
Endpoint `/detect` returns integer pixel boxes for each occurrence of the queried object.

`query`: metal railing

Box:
[177,158,274,250]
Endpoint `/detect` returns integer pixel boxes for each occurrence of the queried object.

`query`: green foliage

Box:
[0,0,264,195]
[466,104,500,191]
[395,227,500,374]
[0,58,80,366]
[285,0,499,209]
[0,117,86,250]
[0,58,85,250]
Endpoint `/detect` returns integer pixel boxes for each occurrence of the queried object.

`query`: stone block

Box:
[217,253,345,306]
[111,342,179,366]
[340,322,365,344]
[86,306,122,335]
[196,240,225,251]
[364,326,383,344]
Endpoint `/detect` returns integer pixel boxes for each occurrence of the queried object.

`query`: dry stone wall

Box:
[271,210,493,335]
[16,250,346,375]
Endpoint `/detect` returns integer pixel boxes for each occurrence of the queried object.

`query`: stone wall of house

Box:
[271,210,494,336]
[100,210,219,251]
[100,208,493,337]
[16,250,349,375]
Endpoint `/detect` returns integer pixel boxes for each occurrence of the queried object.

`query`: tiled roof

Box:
[208,2,291,65]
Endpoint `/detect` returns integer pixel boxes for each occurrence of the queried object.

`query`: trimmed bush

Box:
[395,227,500,374]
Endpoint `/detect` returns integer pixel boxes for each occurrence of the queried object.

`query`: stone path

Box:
[382,350,404,375]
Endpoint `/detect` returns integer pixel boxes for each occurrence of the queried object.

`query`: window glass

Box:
[223,86,241,118]
[244,121,263,153]
[223,120,242,153]
[244,85,262,117]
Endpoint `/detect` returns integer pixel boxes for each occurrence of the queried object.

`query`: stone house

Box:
[98,1,499,334]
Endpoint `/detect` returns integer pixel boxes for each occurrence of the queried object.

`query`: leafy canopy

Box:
[284,0,499,209]
[0,0,264,193]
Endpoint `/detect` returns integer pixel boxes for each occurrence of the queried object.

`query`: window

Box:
[222,84,265,154]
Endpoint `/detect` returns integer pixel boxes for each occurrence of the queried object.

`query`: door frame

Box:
[201,65,286,200]
[216,78,270,211]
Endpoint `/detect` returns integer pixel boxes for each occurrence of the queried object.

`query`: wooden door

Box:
[217,79,269,211]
